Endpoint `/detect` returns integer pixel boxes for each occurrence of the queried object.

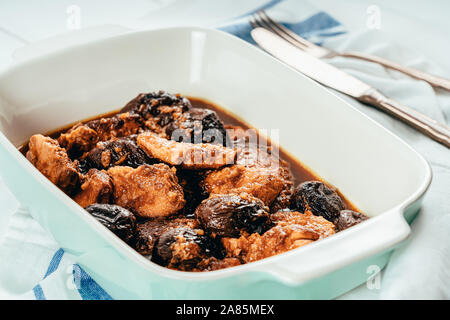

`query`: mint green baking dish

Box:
[0,27,431,299]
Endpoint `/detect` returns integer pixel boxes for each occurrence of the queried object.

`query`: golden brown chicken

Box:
[26,134,80,194]
[201,143,293,208]
[137,132,237,170]
[222,211,335,263]
[73,169,114,208]
[107,164,185,218]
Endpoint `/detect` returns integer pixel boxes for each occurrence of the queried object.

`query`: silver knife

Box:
[251,27,450,148]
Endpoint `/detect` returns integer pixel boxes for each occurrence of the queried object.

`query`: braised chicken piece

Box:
[58,112,143,158]
[222,210,335,263]
[201,142,293,208]
[224,126,294,211]
[134,217,199,255]
[79,136,155,173]
[270,178,295,212]
[195,193,271,238]
[107,164,185,218]
[269,210,336,237]
[267,156,294,212]
[26,134,80,194]
[137,132,237,170]
[73,169,114,208]
[121,91,191,139]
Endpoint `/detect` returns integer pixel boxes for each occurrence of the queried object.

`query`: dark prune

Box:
[195,193,271,238]
[121,91,191,117]
[166,108,229,146]
[151,227,222,269]
[290,181,344,222]
[59,113,144,159]
[73,169,114,208]
[85,112,144,135]
[134,217,199,255]
[80,136,155,173]
[85,204,136,243]
[176,169,208,218]
[195,257,242,271]
[334,210,368,231]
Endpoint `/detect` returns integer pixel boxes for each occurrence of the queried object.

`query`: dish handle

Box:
[256,208,411,286]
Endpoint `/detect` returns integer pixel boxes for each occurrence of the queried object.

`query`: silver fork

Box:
[250,10,450,91]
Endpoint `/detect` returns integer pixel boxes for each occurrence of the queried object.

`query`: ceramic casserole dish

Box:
[0,27,432,299]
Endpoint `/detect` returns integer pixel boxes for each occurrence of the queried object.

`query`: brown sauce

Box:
[19,96,358,211]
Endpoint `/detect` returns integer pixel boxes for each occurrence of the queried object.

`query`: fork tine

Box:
[252,11,307,50]
[249,15,259,29]
[252,12,273,31]
[258,10,318,49]
[250,13,268,31]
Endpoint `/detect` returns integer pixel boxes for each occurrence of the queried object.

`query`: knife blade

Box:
[251,27,373,99]
[250,27,450,148]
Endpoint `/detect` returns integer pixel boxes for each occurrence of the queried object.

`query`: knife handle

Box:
[359,89,450,148]
[340,51,450,91]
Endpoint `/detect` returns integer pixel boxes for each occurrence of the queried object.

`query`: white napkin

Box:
[0,194,112,300]
[323,31,450,299]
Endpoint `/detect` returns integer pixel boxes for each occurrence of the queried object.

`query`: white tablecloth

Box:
[0,0,449,299]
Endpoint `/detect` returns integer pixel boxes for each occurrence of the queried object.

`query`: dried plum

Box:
[176,169,208,218]
[80,136,155,173]
[59,112,144,159]
[85,203,136,243]
[334,210,368,231]
[85,112,144,135]
[290,181,344,222]
[121,91,191,117]
[195,193,271,238]
[151,227,223,269]
[166,108,228,146]
[134,217,199,255]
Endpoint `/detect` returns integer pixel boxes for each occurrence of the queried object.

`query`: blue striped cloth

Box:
[32,249,112,300]
[31,0,346,300]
